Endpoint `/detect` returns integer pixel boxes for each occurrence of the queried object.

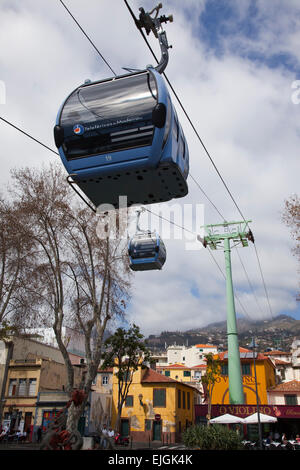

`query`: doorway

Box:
[121,419,129,437]
[153,420,162,441]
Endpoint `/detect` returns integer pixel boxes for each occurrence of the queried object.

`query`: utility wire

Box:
[253,242,274,319]
[0,3,267,323]
[123,0,248,225]
[123,0,274,321]
[0,114,251,318]
[0,116,59,156]
[59,0,117,77]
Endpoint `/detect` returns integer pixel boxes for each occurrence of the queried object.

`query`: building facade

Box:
[160,344,218,367]
[89,367,114,432]
[0,336,83,438]
[111,366,200,443]
[268,380,300,406]
[208,347,276,405]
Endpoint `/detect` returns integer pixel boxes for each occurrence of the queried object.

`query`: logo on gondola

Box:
[73,124,85,135]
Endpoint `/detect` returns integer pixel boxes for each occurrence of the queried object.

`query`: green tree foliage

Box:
[201,353,221,425]
[7,163,131,433]
[182,424,243,450]
[101,324,150,431]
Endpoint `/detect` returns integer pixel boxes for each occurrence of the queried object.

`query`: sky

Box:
[0,0,299,337]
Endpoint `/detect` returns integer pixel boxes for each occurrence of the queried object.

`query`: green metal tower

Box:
[198,220,254,404]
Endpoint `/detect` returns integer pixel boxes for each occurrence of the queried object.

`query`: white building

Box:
[265,339,300,384]
[267,380,300,406]
[25,327,86,356]
[162,344,218,368]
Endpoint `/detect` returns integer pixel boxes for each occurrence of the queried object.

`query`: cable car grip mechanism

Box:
[137,3,173,74]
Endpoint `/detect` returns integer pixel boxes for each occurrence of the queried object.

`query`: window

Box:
[28,379,36,396]
[125,395,134,407]
[102,376,109,385]
[178,390,181,409]
[178,135,185,159]
[221,364,228,376]
[165,371,170,377]
[285,395,297,406]
[18,379,27,396]
[162,96,172,147]
[145,419,152,431]
[153,388,166,407]
[172,114,179,141]
[8,379,17,396]
[183,371,191,377]
[242,364,251,376]
[61,71,157,160]
[187,392,190,410]
[182,391,186,409]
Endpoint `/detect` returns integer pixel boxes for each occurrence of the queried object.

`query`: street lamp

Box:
[249,337,263,450]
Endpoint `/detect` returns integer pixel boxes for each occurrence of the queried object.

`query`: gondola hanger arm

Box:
[136,3,173,74]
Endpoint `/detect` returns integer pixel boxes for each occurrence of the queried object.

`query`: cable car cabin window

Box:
[162,96,172,148]
[129,237,157,259]
[60,72,158,160]
[179,134,185,159]
[172,113,179,142]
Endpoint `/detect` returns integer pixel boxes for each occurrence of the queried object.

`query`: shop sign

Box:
[195,404,300,419]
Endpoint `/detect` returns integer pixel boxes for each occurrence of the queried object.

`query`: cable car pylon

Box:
[198,220,254,405]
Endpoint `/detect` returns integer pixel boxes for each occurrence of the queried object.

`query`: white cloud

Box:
[0,0,299,336]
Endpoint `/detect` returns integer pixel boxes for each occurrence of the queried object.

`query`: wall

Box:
[111,367,196,443]
[211,358,276,405]
[165,345,218,367]
[12,337,64,364]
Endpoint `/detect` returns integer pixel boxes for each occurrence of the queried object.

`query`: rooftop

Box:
[268,380,300,392]
[141,367,201,392]
[265,350,291,356]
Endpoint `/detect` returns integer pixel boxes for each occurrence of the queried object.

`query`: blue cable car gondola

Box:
[128,231,166,271]
[54,5,189,210]
[128,207,166,271]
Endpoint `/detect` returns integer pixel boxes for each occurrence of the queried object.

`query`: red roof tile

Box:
[265,350,291,356]
[218,347,269,361]
[157,364,187,369]
[268,380,300,392]
[141,368,200,392]
[274,359,291,366]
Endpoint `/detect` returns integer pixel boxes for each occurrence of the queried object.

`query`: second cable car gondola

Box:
[53,5,189,210]
[128,231,166,271]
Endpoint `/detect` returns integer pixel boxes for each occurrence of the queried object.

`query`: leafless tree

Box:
[282,194,300,300]
[0,196,36,337]
[10,163,132,432]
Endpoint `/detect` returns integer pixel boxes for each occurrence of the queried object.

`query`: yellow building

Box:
[3,356,82,437]
[111,366,201,443]
[89,367,114,430]
[157,363,206,384]
[210,347,276,405]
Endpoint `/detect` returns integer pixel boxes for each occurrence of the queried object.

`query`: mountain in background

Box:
[145,314,300,352]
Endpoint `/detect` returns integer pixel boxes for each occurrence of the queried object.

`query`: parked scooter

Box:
[114,433,129,446]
